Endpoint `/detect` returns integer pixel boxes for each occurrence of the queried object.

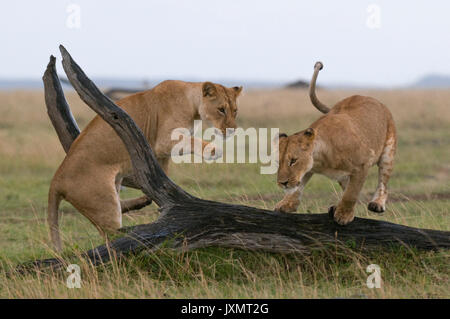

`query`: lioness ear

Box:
[232,86,243,96]
[304,128,315,139]
[203,82,217,98]
[272,132,288,147]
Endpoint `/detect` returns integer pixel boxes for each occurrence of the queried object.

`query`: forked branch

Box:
[42,56,139,189]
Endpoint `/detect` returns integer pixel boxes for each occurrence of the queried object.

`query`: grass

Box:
[0,88,449,298]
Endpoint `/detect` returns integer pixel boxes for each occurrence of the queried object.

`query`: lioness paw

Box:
[274,199,299,213]
[368,201,385,213]
[329,205,354,225]
[203,143,223,160]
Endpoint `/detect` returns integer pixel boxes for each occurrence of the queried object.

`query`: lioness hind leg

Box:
[369,136,396,213]
[67,179,123,238]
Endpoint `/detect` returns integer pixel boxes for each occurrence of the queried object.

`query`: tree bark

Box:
[23,46,450,271]
[42,56,80,153]
[42,56,139,189]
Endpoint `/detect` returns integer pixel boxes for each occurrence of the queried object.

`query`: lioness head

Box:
[200,82,243,137]
[275,128,316,189]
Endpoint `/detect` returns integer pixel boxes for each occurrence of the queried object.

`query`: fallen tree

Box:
[23,46,450,271]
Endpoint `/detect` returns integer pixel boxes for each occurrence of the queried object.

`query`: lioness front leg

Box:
[189,137,222,160]
[115,179,152,213]
[169,135,221,160]
[120,196,152,214]
[275,172,313,213]
[330,169,368,225]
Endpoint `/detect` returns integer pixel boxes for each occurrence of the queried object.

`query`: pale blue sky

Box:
[1,0,449,86]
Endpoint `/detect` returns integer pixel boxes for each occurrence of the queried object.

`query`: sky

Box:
[1,0,449,87]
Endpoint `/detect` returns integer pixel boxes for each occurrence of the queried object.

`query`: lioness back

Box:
[312,95,393,161]
[274,62,397,226]
[68,81,184,161]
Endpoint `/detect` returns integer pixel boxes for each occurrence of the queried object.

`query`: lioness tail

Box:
[47,186,62,252]
[309,61,330,113]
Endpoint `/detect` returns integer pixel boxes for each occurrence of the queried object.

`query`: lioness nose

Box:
[280,181,289,188]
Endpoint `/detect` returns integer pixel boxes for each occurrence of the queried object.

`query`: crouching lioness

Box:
[274,62,396,225]
[48,80,242,250]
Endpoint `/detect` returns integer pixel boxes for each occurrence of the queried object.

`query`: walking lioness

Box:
[48,80,242,250]
[274,62,396,225]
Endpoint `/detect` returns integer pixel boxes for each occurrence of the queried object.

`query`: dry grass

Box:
[0,88,449,298]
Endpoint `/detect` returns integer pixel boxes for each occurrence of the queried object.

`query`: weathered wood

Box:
[22,46,450,271]
[43,56,80,153]
[42,56,140,189]
[24,204,450,271]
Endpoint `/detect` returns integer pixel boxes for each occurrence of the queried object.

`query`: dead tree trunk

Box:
[43,56,139,189]
[23,46,450,271]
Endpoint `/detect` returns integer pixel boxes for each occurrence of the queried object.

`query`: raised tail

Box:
[309,61,330,113]
[47,186,63,252]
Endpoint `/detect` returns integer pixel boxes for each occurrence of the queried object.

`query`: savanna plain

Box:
[0,87,448,298]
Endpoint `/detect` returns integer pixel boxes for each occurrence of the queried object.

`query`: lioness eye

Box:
[218,107,226,114]
[289,158,297,166]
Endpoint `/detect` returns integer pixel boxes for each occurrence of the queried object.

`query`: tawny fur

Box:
[274,62,397,225]
[48,80,242,251]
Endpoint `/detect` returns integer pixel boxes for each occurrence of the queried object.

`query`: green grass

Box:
[0,89,449,298]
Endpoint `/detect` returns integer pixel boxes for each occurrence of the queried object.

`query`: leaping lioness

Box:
[274,62,397,225]
[48,80,242,251]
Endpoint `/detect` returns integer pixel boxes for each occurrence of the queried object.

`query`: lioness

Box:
[274,62,396,225]
[48,80,242,251]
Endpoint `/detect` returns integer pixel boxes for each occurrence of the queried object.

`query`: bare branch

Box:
[43,55,80,153]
